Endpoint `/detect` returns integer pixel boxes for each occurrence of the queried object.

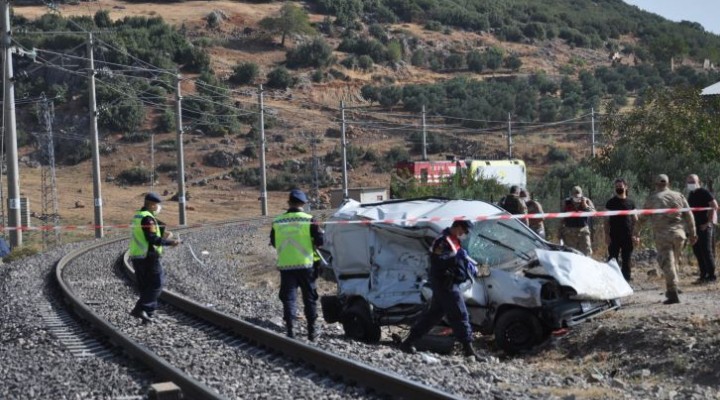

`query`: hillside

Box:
[6,0,720,247]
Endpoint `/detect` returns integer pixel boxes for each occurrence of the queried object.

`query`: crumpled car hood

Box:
[534,249,634,300]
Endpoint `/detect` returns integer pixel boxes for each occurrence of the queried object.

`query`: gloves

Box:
[467,259,478,278]
[312,261,321,280]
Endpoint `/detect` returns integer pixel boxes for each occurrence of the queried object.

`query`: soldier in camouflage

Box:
[560,186,595,256]
[634,174,697,304]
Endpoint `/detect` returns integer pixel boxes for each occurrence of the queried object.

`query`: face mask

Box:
[687,184,698,191]
[519,197,528,203]
[153,204,162,216]
[615,188,625,195]
[572,196,582,203]
[458,233,468,241]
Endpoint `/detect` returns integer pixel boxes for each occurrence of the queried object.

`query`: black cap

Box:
[289,189,308,204]
[452,220,473,230]
[145,192,162,203]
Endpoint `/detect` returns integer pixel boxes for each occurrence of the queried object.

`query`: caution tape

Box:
[0,207,711,232]
[315,206,713,225]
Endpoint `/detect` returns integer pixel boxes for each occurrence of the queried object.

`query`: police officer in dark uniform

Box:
[270,189,324,340]
[129,193,180,323]
[400,220,480,359]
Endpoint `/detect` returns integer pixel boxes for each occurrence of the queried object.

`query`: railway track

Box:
[55,218,460,399]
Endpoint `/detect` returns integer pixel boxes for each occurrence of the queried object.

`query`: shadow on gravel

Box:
[559,323,720,387]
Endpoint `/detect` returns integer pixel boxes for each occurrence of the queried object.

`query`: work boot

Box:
[307,320,318,342]
[663,290,680,305]
[285,322,294,339]
[462,341,480,360]
[130,308,154,324]
[399,339,417,354]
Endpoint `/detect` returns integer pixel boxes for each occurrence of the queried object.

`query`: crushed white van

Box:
[319,198,633,354]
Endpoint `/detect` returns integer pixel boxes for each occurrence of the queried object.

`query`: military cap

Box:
[289,189,308,204]
[145,192,162,203]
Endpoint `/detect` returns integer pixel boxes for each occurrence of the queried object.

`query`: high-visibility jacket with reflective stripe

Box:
[129,210,163,258]
[273,211,314,270]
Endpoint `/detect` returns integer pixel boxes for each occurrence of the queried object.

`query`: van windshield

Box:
[464,219,547,269]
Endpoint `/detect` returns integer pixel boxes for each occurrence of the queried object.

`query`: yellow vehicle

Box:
[469,159,526,188]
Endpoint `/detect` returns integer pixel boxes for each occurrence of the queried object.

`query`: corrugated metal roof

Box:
[701,81,720,95]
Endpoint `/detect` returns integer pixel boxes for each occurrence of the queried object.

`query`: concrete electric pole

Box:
[87,32,103,238]
[2,0,22,247]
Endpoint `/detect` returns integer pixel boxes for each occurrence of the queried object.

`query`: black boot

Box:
[462,341,480,360]
[285,321,294,338]
[663,290,680,304]
[399,338,417,354]
[307,320,318,341]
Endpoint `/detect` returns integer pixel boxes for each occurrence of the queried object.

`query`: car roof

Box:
[330,198,504,232]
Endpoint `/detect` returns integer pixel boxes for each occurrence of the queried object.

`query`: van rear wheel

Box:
[341,301,381,343]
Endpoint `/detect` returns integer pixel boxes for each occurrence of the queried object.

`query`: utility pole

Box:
[38,95,60,249]
[150,133,155,192]
[590,107,596,158]
[310,131,320,210]
[258,84,268,216]
[340,101,348,199]
[507,113,513,159]
[87,32,103,238]
[175,73,187,225]
[2,0,22,246]
[421,105,427,161]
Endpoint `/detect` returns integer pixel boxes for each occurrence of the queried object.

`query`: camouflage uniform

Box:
[560,195,595,256]
[637,188,696,295]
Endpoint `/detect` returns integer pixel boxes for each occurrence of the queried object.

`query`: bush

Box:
[155,108,175,133]
[424,20,443,32]
[156,162,177,172]
[266,67,295,89]
[546,146,571,162]
[118,166,153,185]
[229,62,259,85]
[311,69,324,82]
[467,50,483,73]
[357,55,373,70]
[386,40,402,63]
[156,139,176,152]
[286,38,334,69]
[121,131,150,143]
[231,167,260,186]
[3,246,39,263]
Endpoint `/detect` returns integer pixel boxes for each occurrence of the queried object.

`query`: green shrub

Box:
[266,67,295,89]
[156,139,176,152]
[286,38,334,68]
[424,20,443,31]
[122,131,150,143]
[231,167,260,186]
[3,246,39,263]
[229,62,259,85]
[357,55,374,70]
[546,146,570,162]
[118,166,154,185]
[156,162,177,172]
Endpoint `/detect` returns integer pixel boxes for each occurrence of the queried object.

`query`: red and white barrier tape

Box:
[320,207,712,225]
[0,207,711,231]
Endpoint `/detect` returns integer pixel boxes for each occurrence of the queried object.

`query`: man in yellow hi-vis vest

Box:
[270,189,324,340]
[129,192,180,323]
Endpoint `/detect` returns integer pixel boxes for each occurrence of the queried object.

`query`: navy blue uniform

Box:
[405,228,473,344]
[270,207,324,327]
[131,208,174,316]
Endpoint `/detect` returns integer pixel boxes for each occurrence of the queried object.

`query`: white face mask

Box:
[519,197,528,203]
[153,204,162,216]
[687,183,698,191]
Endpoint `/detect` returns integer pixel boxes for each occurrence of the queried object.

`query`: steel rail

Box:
[56,235,226,400]
[121,256,459,400]
[57,213,460,400]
